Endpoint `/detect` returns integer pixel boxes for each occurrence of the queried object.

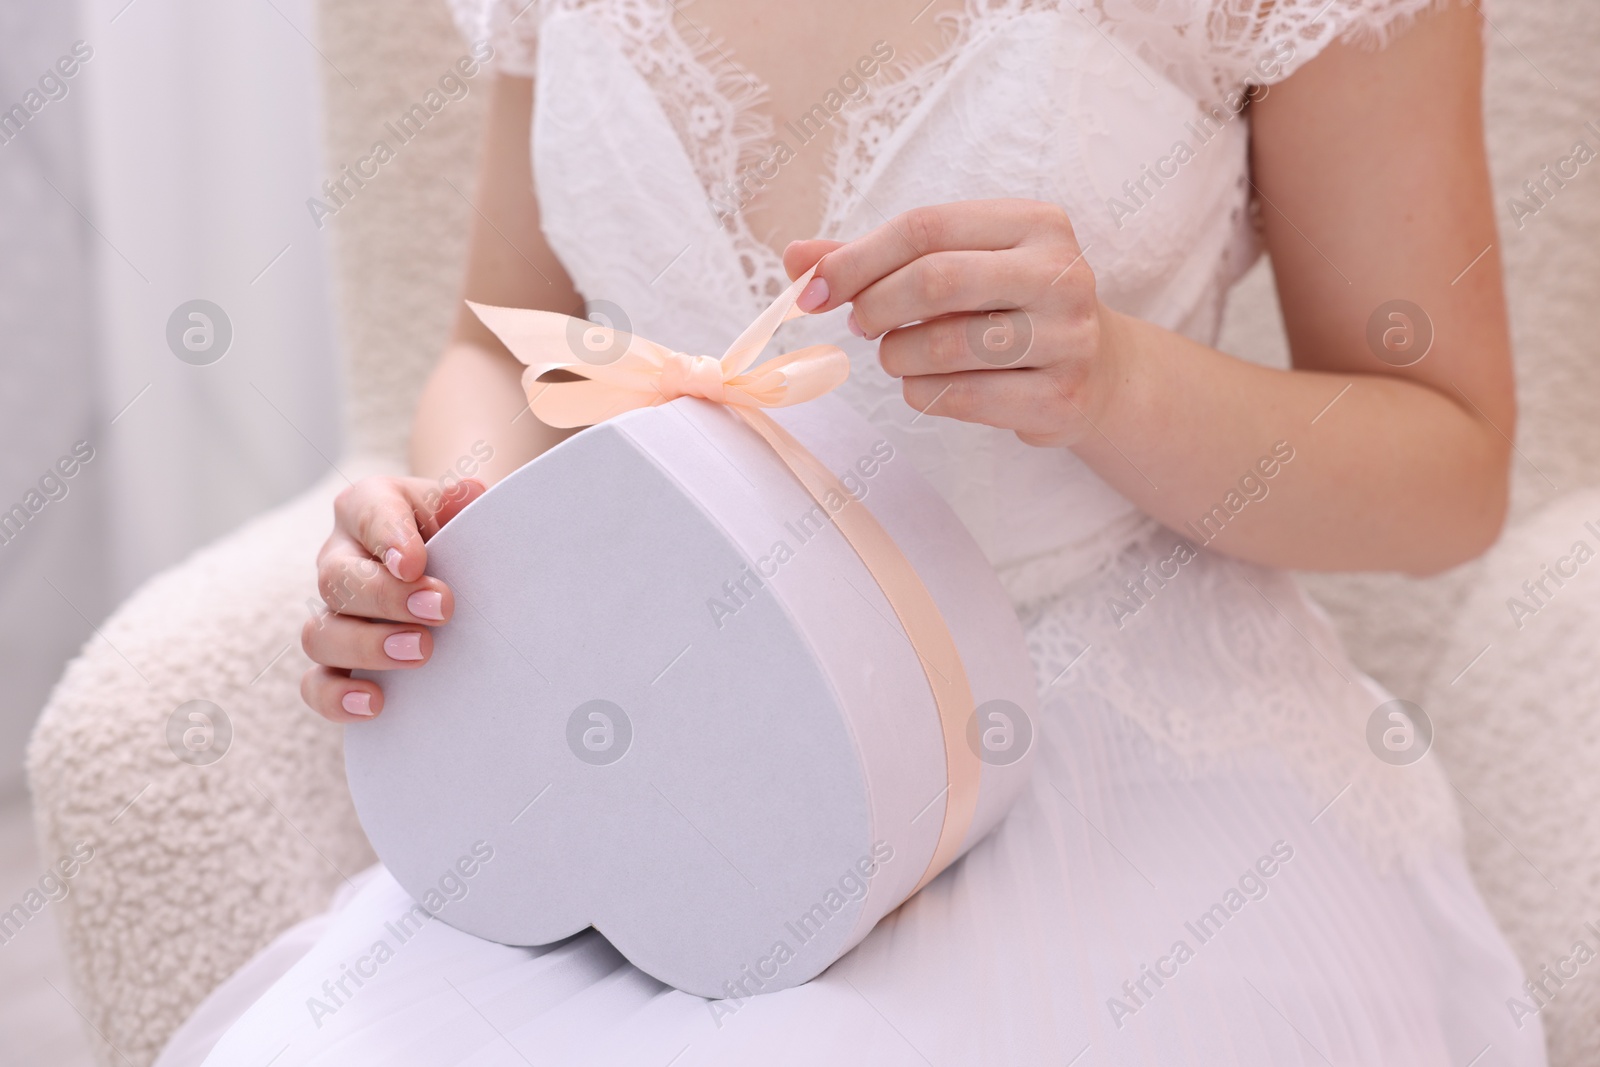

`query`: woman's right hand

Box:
[300,475,485,723]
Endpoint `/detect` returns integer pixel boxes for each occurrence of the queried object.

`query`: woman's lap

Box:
[195,689,1545,1066]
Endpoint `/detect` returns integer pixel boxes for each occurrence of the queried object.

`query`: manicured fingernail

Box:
[796,276,829,312]
[342,691,374,717]
[383,547,405,581]
[407,590,444,621]
[384,632,424,661]
[846,310,866,338]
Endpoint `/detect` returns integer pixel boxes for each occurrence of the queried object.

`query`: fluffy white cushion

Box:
[27,467,386,1065]
[1422,487,1600,1065]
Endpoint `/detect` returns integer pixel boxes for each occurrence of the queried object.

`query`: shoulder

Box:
[1088,0,1467,100]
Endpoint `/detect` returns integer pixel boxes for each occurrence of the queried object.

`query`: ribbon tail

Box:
[730,407,979,893]
[719,264,820,378]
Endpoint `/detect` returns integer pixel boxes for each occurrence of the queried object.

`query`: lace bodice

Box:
[444,0,1462,863]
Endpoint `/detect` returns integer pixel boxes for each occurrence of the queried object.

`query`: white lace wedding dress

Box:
[184,1,1547,1064]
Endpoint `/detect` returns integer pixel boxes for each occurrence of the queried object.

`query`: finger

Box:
[316,532,455,624]
[333,478,452,584]
[808,200,1061,311]
[878,309,1044,378]
[901,367,1091,442]
[783,239,845,281]
[301,611,434,673]
[850,249,1044,340]
[301,665,385,723]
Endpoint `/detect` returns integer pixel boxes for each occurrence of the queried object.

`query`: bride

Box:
[192,0,1545,1063]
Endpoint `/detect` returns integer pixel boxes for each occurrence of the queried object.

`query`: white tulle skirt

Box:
[181,532,1548,1067]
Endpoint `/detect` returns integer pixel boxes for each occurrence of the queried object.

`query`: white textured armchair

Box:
[27,1,1600,1064]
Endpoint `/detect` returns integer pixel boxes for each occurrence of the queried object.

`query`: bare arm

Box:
[1077,2,1512,574]
[409,73,586,487]
[787,2,1512,577]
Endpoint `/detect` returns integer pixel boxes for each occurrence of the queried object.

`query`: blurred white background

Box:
[1,1,337,1057]
[0,0,340,801]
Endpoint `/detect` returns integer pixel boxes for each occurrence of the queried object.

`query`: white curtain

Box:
[0,0,340,793]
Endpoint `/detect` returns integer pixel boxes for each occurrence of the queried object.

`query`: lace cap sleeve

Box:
[1092,0,1461,102]
[445,0,542,77]
[1212,0,1459,91]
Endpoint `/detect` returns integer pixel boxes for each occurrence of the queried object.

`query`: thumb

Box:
[783,239,845,281]
[426,477,486,536]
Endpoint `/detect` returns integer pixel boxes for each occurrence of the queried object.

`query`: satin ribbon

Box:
[467,267,978,893]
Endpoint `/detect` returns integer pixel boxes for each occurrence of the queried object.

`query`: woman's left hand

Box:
[783,198,1123,448]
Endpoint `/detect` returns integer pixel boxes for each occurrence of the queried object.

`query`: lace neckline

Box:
[570,0,1047,304]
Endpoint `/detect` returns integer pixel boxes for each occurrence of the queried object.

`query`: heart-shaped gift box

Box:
[346,273,1038,999]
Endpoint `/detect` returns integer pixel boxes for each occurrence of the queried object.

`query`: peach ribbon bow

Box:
[466,266,850,429]
[467,266,979,894]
